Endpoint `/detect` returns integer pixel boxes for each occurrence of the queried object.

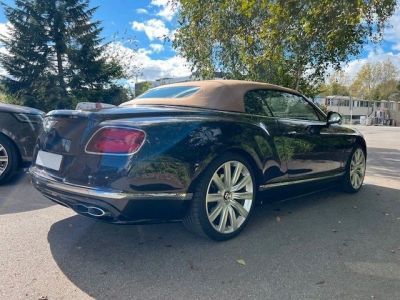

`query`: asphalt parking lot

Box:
[0,126,399,300]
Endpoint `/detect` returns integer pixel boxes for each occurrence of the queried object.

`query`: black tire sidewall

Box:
[193,153,257,241]
[0,135,18,183]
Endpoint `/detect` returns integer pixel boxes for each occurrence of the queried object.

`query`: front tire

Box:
[0,135,19,184]
[341,146,366,193]
[183,153,256,241]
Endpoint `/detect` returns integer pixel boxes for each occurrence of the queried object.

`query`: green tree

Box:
[0,0,126,111]
[350,60,398,100]
[350,63,374,99]
[320,71,350,96]
[135,81,153,97]
[173,0,396,95]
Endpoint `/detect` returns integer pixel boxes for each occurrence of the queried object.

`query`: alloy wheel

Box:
[349,148,365,189]
[206,160,253,234]
[0,143,9,176]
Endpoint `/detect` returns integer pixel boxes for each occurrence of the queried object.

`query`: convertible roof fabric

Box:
[121,80,301,113]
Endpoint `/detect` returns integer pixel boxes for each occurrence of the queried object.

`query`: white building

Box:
[152,76,195,87]
[324,96,400,126]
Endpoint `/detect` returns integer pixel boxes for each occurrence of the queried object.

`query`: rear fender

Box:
[90,117,281,193]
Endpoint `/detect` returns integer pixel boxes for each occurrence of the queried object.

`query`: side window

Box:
[244,90,272,117]
[266,91,320,121]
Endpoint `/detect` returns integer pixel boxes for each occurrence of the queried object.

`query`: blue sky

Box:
[0,0,399,83]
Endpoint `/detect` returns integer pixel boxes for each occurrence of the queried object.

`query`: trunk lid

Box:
[41,105,194,155]
[34,105,200,186]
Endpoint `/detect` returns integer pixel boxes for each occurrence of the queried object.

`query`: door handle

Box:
[287,131,298,135]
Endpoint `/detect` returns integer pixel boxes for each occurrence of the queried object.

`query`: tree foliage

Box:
[135,81,153,97]
[173,0,396,95]
[320,71,350,96]
[0,0,127,111]
[103,32,141,81]
[350,60,399,100]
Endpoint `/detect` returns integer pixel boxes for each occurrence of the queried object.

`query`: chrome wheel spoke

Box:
[350,160,356,169]
[212,173,225,191]
[0,156,7,162]
[223,162,232,188]
[232,175,251,192]
[231,163,243,185]
[230,200,248,218]
[206,193,222,203]
[353,173,358,187]
[228,206,238,230]
[232,191,253,200]
[209,203,224,222]
[355,174,360,187]
[357,150,363,164]
[218,207,229,232]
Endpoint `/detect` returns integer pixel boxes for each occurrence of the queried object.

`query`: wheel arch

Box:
[357,136,367,158]
[187,147,264,194]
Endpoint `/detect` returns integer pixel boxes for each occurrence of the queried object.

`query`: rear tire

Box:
[183,153,256,241]
[341,146,366,193]
[0,135,19,184]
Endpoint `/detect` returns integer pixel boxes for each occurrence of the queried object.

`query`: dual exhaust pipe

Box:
[75,204,107,217]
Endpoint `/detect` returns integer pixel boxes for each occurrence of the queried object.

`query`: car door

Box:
[263,90,343,180]
[243,89,288,185]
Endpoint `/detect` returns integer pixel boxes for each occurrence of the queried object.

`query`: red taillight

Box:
[86,127,145,154]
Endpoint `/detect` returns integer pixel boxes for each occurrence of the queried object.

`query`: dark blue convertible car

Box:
[30,80,367,240]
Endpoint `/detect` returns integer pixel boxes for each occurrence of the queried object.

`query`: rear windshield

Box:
[137,86,200,98]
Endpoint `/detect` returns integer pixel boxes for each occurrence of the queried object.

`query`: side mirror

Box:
[327,111,342,125]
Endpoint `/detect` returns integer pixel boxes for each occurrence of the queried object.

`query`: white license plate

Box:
[36,150,63,171]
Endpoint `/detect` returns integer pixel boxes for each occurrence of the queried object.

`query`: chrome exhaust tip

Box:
[87,206,106,217]
[74,204,106,217]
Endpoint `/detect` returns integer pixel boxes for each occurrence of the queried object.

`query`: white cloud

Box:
[0,22,11,76]
[132,19,170,41]
[157,6,176,21]
[149,43,164,53]
[335,7,400,83]
[150,0,169,5]
[0,22,12,40]
[393,43,400,51]
[342,50,400,81]
[384,7,400,49]
[136,8,148,14]
[0,23,8,36]
[105,42,191,83]
[150,0,177,21]
[138,48,152,56]
[135,50,191,82]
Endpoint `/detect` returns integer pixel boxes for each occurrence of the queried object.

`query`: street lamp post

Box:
[350,95,353,125]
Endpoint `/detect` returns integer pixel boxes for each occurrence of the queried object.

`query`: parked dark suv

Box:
[0,102,44,183]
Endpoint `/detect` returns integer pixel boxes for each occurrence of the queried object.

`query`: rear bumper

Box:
[30,166,192,223]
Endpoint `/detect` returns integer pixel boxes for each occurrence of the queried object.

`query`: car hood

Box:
[0,102,44,115]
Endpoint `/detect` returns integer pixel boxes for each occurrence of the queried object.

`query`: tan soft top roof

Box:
[120,79,301,113]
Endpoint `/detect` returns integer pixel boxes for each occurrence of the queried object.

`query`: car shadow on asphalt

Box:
[0,169,54,215]
[47,182,400,299]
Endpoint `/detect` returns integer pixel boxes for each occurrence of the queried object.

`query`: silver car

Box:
[0,103,44,183]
